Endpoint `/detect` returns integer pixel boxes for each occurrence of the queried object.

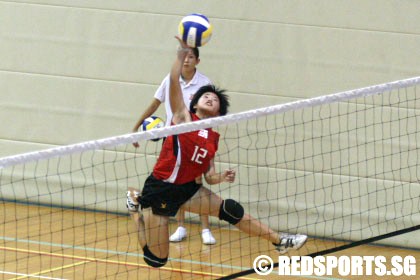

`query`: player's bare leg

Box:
[127,187,170,265]
[142,208,170,258]
[184,186,307,253]
[169,209,187,242]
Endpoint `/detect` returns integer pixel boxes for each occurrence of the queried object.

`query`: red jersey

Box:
[153,114,220,185]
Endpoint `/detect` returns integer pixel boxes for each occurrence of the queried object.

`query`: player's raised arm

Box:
[169,36,191,125]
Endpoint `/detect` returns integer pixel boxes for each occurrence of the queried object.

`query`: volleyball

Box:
[178,13,212,47]
[141,116,164,141]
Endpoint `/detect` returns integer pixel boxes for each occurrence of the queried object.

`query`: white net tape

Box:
[0,76,419,169]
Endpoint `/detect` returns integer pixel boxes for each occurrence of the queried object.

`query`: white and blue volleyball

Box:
[141,116,164,142]
[178,13,212,47]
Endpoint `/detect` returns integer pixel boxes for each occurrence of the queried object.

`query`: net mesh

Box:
[1,77,419,279]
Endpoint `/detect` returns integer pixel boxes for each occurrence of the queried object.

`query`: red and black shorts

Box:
[138,174,202,217]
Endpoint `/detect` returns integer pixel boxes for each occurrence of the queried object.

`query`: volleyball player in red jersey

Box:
[126,36,307,268]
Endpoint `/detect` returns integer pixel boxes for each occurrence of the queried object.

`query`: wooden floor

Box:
[0,202,418,279]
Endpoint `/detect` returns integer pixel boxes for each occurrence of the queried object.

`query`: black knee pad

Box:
[219,199,244,225]
[143,245,168,268]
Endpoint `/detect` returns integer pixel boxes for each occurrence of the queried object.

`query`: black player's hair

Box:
[191,47,199,59]
[190,84,230,116]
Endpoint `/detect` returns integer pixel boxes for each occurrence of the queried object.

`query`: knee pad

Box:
[143,245,168,268]
[219,199,244,225]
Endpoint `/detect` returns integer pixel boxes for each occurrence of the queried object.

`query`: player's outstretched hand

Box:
[175,36,190,54]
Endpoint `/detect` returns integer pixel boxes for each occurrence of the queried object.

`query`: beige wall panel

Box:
[0,71,164,146]
[1,1,418,104]
[204,23,419,99]
[0,140,53,158]
[0,2,174,85]
[10,0,420,34]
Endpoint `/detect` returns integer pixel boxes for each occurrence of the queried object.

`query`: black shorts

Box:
[138,174,202,217]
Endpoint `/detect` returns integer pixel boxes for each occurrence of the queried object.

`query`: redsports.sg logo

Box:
[253,255,416,277]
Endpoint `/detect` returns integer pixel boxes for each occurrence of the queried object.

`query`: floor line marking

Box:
[0,246,259,280]
[0,236,249,271]
[1,236,344,280]
[13,261,90,280]
[0,270,67,280]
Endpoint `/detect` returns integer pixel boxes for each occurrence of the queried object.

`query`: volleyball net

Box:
[1,77,419,279]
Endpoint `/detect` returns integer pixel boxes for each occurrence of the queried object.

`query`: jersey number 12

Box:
[191,146,208,164]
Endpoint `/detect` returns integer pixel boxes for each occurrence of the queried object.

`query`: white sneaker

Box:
[274,234,307,253]
[126,188,140,213]
[201,229,216,245]
[169,226,187,242]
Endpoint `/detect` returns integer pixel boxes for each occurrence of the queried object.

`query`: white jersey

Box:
[154,70,211,126]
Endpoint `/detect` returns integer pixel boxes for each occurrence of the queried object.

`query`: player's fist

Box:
[223,169,236,183]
